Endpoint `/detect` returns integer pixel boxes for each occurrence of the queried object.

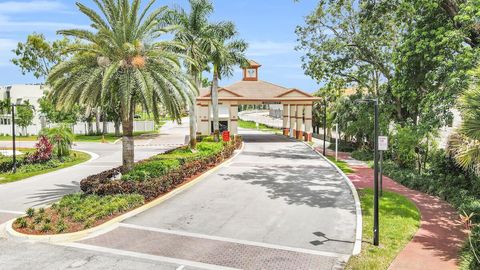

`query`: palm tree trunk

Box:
[188,75,200,150]
[114,118,121,136]
[87,121,93,135]
[102,112,108,134]
[212,66,220,142]
[95,108,101,135]
[122,102,135,172]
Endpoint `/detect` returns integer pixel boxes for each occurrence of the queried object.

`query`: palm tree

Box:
[447,86,480,175]
[47,0,194,171]
[166,0,216,150]
[209,23,248,141]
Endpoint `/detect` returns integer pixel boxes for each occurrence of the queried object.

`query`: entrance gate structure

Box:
[196,61,321,141]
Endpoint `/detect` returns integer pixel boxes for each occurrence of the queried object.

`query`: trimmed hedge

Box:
[81,137,242,200]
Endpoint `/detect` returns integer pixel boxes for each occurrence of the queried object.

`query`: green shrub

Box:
[352,148,373,161]
[26,208,35,217]
[40,223,51,232]
[327,141,357,152]
[15,217,27,228]
[56,219,67,233]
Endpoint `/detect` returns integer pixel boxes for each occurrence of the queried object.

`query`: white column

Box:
[197,103,210,135]
[230,104,238,135]
[290,105,297,138]
[283,104,289,136]
[304,104,313,142]
[296,105,304,139]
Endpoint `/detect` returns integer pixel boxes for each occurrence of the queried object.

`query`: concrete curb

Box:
[5,142,245,244]
[301,141,363,256]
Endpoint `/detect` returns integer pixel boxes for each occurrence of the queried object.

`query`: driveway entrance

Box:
[76,131,357,269]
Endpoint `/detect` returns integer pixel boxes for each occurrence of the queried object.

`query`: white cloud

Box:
[247,41,298,56]
[0,15,90,32]
[0,1,65,13]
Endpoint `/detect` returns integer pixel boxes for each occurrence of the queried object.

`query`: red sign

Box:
[222,131,230,142]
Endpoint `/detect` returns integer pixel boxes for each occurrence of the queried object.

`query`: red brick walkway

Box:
[320,148,466,270]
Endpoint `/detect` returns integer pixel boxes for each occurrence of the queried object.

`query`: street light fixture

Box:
[357,98,380,246]
[10,100,34,174]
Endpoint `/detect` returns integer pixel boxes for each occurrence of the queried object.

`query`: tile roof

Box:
[197,80,320,101]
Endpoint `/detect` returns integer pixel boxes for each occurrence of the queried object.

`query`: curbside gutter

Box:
[4,142,245,244]
[302,141,363,256]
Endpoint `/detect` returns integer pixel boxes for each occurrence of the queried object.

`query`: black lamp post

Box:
[11,103,17,173]
[10,102,33,174]
[323,98,327,156]
[357,98,380,246]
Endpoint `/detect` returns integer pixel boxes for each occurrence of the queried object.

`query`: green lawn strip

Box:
[74,131,158,143]
[0,131,159,143]
[238,119,281,133]
[346,189,420,270]
[327,156,355,174]
[0,150,90,184]
[14,193,144,234]
[0,135,38,141]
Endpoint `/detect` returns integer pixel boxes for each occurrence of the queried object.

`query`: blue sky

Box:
[0,0,320,92]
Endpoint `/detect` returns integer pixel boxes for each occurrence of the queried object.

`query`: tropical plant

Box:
[209,23,247,141]
[448,85,480,175]
[47,0,195,171]
[42,125,74,158]
[165,0,217,150]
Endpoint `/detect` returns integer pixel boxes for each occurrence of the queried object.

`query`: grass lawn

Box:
[346,188,420,270]
[327,156,355,174]
[0,131,158,143]
[238,119,281,133]
[0,150,91,184]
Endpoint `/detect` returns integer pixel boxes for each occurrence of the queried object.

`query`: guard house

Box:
[196,60,321,141]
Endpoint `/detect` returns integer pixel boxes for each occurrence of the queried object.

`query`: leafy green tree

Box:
[39,96,80,125]
[11,33,70,79]
[391,0,476,130]
[47,0,195,171]
[42,125,74,158]
[209,24,248,141]
[16,101,35,136]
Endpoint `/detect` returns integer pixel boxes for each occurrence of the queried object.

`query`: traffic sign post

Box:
[378,136,388,197]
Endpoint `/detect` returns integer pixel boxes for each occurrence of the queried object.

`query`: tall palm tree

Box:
[209,23,248,141]
[47,0,194,171]
[166,0,217,150]
[447,86,480,175]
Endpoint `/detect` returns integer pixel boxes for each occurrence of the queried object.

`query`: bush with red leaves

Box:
[27,135,53,164]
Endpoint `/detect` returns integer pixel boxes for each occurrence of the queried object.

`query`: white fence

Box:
[0,121,155,136]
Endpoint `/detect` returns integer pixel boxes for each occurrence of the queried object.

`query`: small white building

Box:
[0,84,45,134]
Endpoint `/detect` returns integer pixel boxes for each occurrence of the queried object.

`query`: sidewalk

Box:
[318,148,466,270]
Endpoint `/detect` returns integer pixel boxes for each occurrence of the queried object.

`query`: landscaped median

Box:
[11,136,242,236]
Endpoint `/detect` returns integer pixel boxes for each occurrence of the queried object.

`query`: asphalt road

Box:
[79,131,357,270]
[0,120,188,213]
